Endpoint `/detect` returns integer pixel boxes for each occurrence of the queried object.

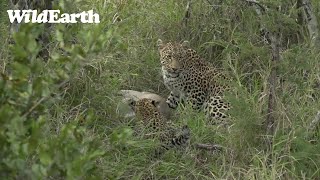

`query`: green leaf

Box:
[87,150,105,160]
[56,30,65,47]
[10,45,28,60]
[11,62,31,80]
[39,151,52,166]
[26,39,39,54]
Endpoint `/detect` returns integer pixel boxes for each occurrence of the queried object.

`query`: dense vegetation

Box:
[0,0,319,179]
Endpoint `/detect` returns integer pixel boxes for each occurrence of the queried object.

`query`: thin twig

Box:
[194,143,224,151]
[306,111,320,140]
[242,0,281,144]
[242,0,267,12]
[298,0,320,46]
[21,80,69,118]
[265,33,280,134]
[183,0,192,27]
[242,0,272,45]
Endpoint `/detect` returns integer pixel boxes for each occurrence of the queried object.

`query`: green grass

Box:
[50,0,320,178]
[0,0,9,73]
[1,0,319,179]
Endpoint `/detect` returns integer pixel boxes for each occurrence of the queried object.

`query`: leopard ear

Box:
[157,39,164,49]
[181,40,189,47]
[128,100,136,108]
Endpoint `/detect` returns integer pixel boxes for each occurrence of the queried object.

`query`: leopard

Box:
[157,39,231,124]
[119,89,172,119]
[129,98,190,156]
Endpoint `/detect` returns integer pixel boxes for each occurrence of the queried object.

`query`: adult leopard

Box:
[157,39,230,124]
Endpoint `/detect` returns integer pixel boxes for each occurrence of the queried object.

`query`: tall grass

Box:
[1,0,319,179]
[54,0,320,178]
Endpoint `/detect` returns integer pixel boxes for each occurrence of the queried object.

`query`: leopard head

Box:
[129,98,160,121]
[157,39,189,75]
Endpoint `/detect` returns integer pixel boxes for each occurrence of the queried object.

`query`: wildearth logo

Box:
[7,10,100,23]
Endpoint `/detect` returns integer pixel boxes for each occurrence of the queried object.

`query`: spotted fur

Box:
[157,39,231,124]
[129,98,190,156]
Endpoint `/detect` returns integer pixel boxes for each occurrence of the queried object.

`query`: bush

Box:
[1,0,319,179]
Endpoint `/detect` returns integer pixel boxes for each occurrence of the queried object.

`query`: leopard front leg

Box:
[154,125,190,157]
[166,91,180,109]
